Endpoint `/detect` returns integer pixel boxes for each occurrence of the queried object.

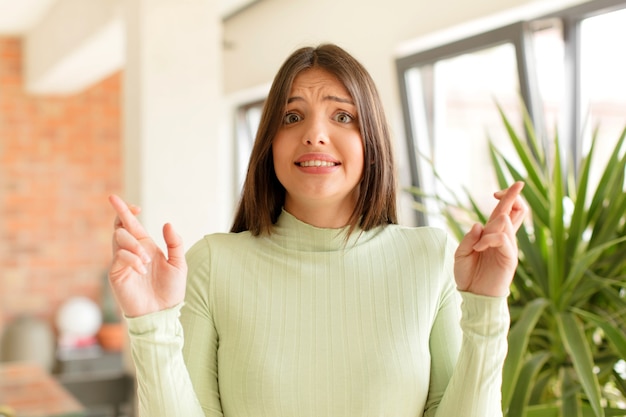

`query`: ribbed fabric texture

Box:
[127,210,509,417]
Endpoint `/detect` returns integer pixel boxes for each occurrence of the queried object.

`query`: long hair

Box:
[231,44,397,235]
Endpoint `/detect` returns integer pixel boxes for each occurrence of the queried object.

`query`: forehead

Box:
[289,67,352,98]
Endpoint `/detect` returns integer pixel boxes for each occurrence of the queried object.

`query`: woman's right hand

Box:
[108,195,188,318]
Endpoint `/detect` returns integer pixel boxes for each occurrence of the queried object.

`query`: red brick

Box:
[0,38,122,331]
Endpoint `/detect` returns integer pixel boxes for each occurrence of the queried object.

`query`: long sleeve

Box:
[126,305,206,417]
[428,291,510,417]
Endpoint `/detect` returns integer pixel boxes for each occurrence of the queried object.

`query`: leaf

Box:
[525,404,560,417]
[556,312,605,417]
[587,127,626,227]
[565,132,594,258]
[490,142,550,227]
[612,370,626,398]
[489,142,512,191]
[496,105,547,195]
[529,370,555,405]
[502,298,550,409]
[565,127,597,255]
[547,136,565,300]
[567,275,612,308]
[582,405,626,417]
[506,352,551,417]
[561,236,626,307]
[590,189,626,251]
[573,309,626,361]
[516,228,551,300]
[562,366,582,417]
[514,263,548,300]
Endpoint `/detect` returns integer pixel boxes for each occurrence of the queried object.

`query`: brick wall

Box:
[0,38,122,333]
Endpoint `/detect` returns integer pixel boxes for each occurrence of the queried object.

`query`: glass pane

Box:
[408,43,522,228]
[235,101,264,192]
[580,8,626,189]
[532,20,566,138]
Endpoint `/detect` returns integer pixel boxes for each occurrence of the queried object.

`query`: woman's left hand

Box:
[454,181,528,297]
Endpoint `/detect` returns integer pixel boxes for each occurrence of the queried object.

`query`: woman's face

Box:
[272,68,364,219]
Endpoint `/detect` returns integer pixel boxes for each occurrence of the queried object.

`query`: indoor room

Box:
[1,0,625,416]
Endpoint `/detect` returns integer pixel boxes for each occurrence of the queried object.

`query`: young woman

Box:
[109,44,527,417]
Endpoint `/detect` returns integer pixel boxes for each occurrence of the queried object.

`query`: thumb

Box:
[163,223,186,269]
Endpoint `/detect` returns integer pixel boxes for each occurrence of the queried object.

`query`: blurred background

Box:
[0,0,624,415]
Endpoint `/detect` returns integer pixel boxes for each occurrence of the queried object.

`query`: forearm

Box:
[126,304,206,417]
[430,292,509,417]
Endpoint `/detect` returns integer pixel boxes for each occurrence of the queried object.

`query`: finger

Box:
[111,248,148,276]
[495,193,527,231]
[509,196,528,230]
[471,231,516,257]
[474,215,517,252]
[163,223,186,270]
[456,223,483,258]
[113,227,152,264]
[113,204,142,229]
[109,194,149,239]
[483,212,516,236]
[489,181,525,222]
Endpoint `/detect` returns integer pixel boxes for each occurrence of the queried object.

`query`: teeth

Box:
[298,160,337,167]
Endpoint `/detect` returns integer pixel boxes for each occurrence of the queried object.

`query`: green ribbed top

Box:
[128,210,509,417]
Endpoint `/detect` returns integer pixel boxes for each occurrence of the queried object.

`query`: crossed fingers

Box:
[109,195,152,274]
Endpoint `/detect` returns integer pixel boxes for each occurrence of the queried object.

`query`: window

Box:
[579,7,626,188]
[234,99,265,194]
[397,0,626,226]
[401,42,522,228]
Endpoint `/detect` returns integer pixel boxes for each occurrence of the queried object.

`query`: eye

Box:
[283,112,302,125]
[334,112,354,124]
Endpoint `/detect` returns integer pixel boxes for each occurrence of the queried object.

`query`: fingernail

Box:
[141,253,151,264]
[139,265,148,275]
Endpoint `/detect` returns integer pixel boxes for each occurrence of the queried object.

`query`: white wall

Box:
[17,0,594,238]
[221,0,590,223]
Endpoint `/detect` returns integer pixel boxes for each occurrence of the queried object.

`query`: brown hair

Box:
[230,44,397,235]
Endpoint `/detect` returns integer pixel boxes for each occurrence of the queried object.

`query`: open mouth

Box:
[295,160,339,167]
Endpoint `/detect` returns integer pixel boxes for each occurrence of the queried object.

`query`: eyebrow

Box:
[287,95,355,105]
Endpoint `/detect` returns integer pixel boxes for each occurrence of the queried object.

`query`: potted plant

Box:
[410,107,626,417]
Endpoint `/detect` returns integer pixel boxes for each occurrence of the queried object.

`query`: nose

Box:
[302,116,327,145]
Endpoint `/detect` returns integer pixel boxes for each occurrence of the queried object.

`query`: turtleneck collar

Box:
[267,209,383,252]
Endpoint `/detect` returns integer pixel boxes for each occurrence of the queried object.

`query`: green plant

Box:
[410,108,626,417]
[101,270,121,324]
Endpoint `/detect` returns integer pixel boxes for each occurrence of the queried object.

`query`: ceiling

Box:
[0,0,255,35]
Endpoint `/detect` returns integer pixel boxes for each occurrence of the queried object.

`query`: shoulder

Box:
[184,231,260,295]
[380,224,455,249]
[186,230,256,260]
[357,224,458,265]
[372,225,459,293]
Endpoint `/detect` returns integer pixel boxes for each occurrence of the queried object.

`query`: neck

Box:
[283,198,356,229]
